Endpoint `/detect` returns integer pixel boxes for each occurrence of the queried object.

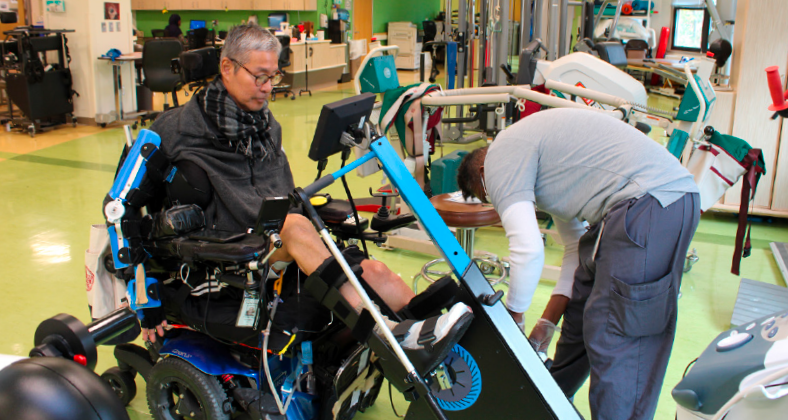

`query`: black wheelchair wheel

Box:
[101,366,137,406]
[147,356,230,420]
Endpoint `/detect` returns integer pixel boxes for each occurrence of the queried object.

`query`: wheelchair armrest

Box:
[146,233,266,265]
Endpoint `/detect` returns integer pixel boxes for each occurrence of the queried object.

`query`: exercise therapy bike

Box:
[15,93,581,420]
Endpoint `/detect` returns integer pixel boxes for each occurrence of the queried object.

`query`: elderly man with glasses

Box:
[145,24,472,376]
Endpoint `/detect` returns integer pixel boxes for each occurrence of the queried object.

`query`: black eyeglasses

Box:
[229,58,283,86]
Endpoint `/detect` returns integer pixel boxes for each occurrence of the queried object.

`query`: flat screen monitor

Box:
[268,13,288,29]
[670,7,711,52]
[309,93,376,162]
[190,20,206,30]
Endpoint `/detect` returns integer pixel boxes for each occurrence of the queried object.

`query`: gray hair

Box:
[220,24,281,65]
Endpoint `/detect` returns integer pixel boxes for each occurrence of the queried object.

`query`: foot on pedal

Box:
[393,303,474,375]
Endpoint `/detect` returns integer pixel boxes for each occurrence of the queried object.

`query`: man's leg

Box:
[272,213,414,310]
[274,213,473,377]
[549,223,600,397]
[582,194,699,420]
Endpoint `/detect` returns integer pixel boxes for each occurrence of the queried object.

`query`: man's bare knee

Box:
[360,259,388,283]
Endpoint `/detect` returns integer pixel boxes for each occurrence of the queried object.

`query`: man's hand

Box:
[141,320,168,343]
[138,307,168,343]
[528,318,560,353]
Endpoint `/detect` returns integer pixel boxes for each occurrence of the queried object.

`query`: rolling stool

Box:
[414,193,507,292]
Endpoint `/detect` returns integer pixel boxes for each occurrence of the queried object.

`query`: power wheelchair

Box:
[90,112,460,420]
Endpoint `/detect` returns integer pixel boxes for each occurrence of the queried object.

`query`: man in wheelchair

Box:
[104,23,473,418]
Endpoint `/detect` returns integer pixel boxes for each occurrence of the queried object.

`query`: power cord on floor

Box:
[388,382,405,418]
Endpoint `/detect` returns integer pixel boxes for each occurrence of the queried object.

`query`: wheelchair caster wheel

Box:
[290,95,295,100]
[147,357,230,420]
[101,366,137,406]
[132,122,138,130]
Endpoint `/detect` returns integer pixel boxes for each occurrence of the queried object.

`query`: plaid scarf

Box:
[197,78,276,160]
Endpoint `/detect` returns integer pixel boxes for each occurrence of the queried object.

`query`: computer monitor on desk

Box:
[189,20,206,30]
[268,13,287,30]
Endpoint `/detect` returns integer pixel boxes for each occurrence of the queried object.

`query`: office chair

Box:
[139,39,183,126]
[187,28,208,50]
[151,29,165,39]
[422,21,437,51]
[271,35,295,101]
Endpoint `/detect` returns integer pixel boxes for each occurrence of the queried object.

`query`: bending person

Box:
[457,108,700,420]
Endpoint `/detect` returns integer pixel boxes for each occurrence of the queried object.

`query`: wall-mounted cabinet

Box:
[252,0,272,11]
[132,0,311,10]
[131,0,165,10]
[269,0,305,10]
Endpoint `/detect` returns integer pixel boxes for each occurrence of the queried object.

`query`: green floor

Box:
[1,81,786,420]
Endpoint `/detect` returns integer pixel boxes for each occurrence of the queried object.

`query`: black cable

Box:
[340,150,369,258]
[388,382,405,418]
[682,358,698,378]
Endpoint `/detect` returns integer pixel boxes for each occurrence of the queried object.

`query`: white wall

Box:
[88,0,136,120]
[44,0,135,121]
[44,1,95,119]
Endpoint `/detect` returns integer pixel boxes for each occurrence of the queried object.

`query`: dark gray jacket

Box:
[151,97,295,232]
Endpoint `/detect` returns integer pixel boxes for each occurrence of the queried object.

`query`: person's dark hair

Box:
[457,146,488,200]
[168,14,181,26]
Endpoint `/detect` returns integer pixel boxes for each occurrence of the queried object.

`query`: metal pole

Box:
[593,0,609,36]
[457,0,467,88]
[558,0,569,57]
[478,0,488,87]
[446,0,452,42]
[496,0,510,85]
[607,0,623,41]
[533,0,543,44]
[548,0,559,60]
[520,0,532,48]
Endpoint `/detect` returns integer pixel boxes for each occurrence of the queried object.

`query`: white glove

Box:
[528,318,560,354]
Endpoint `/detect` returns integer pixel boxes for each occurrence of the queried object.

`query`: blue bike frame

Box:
[314,137,581,419]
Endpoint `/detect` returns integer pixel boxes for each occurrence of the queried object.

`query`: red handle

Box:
[622,2,633,14]
[766,66,788,111]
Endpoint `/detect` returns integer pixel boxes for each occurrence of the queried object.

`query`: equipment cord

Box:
[341,152,369,258]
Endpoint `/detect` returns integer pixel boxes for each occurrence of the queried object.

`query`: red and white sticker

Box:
[575,82,595,106]
[86,266,95,291]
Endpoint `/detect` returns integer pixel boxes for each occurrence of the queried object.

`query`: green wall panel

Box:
[371,0,440,33]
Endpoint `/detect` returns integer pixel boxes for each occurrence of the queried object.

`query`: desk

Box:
[98,52,144,125]
[627,58,698,84]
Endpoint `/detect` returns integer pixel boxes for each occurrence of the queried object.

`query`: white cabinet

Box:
[388,22,420,70]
